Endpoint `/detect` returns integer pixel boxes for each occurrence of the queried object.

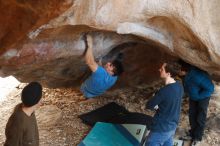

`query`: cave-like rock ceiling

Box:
[0,0,220,87]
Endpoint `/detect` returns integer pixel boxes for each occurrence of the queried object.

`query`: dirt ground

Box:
[0,83,220,146]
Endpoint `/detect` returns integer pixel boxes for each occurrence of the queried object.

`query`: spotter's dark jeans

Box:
[189,97,210,141]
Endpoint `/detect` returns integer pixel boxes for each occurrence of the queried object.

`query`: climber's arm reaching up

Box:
[84,35,98,72]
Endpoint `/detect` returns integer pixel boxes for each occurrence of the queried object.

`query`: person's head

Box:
[21,82,42,108]
[159,62,181,79]
[104,60,124,76]
[178,59,192,76]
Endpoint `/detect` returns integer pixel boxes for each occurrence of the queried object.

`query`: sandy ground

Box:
[0,82,220,146]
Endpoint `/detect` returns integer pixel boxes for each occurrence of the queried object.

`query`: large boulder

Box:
[0,0,220,87]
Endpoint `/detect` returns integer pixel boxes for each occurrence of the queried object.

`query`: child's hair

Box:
[21,82,42,107]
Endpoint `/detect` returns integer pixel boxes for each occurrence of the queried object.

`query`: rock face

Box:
[0,0,220,87]
[0,0,72,53]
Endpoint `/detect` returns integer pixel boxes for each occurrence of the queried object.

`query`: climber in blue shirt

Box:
[80,34,123,99]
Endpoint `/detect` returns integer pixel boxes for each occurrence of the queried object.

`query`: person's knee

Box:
[197,117,206,127]
[198,107,208,116]
[145,132,164,146]
[197,109,208,122]
[145,141,162,146]
[163,138,173,146]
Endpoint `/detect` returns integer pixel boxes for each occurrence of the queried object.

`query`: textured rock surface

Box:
[0,0,72,53]
[44,0,220,73]
[0,0,220,87]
